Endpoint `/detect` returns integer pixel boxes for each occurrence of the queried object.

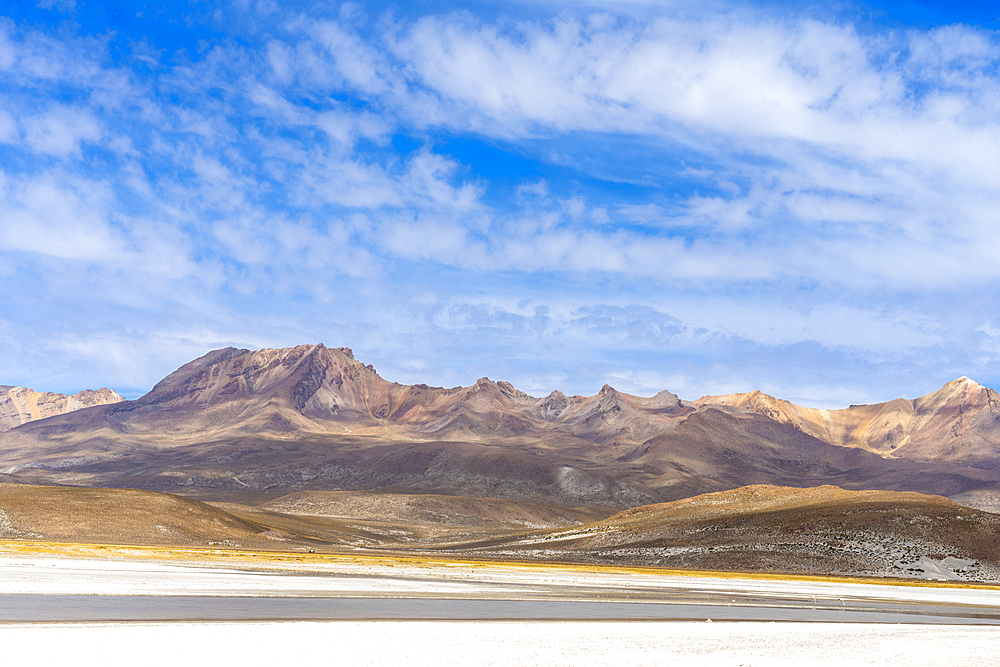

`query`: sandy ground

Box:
[1,620,999,666]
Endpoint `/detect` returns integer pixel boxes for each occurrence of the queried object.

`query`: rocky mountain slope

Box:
[86,343,690,444]
[698,377,1000,468]
[0,386,124,433]
[3,344,1000,508]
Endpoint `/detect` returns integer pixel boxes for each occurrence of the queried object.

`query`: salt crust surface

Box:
[2,554,1000,607]
[4,555,1000,665]
[0,621,998,666]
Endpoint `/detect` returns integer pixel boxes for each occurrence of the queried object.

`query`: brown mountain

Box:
[0,345,680,507]
[0,386,124,433]
[698,377,1000,468]
[2,344,1000,508]
[98,343,691,443]
[612,405,1000,501]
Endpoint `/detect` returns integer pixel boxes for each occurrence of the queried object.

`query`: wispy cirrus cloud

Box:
[250,11,1000,291]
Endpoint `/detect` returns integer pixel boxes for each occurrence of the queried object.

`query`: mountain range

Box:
[3,343,1000,510]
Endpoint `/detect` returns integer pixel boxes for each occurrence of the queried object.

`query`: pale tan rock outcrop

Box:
[697,377,1000,466]
[0,386,125,433]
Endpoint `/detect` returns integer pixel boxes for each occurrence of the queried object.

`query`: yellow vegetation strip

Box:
[0,538,997,591]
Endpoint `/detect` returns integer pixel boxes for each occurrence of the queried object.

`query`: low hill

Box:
[259,490,611,529]
[477,485,1000,581]
[0,482,287,548]
[3,481,999,581]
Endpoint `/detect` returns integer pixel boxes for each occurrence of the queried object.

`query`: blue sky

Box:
[2,0,1000,407]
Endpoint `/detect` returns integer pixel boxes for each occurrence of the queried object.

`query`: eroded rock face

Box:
[0,386,125,432]
[698,377,1000,468]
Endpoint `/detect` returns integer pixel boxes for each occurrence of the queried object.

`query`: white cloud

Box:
[0,172,121,260]
[0,22,14,71]
[616,203,666,224]
[305,20,396,96]
[36,0,77,13]
[0,108,16,143]
[516,179,548,199]
[22,106,101,156]
[605,368,693,397]
[352,13,1000,280]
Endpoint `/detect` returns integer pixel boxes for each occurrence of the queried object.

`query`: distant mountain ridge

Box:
[0,386,124,433]
[96,343,691,444]
[697,376,1000,468]
[3,344,1000,508]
